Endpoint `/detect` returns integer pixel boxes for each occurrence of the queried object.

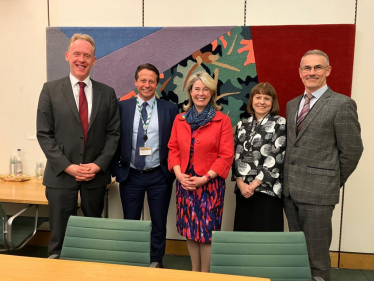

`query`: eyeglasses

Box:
[300,65,329,74]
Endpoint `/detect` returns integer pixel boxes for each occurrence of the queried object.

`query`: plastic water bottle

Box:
[36,162,44,179]
[9,155,16,175]
[15,149,23,176]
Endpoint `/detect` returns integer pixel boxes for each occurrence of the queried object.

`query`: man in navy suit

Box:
[111,63,178,267]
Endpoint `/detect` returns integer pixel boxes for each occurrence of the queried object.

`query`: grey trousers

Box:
[283,195,335,281]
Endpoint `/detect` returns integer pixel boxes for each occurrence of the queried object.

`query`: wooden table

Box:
[0,178,47,205]
[0,178,115,216]
[0,254,270,281]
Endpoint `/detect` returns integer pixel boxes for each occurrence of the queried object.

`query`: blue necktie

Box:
[134,102,148,170]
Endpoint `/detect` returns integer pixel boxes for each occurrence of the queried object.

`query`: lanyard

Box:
[136,98,156,140]
[247,114,268,151]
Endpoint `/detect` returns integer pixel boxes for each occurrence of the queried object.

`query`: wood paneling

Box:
[340,252,374,270]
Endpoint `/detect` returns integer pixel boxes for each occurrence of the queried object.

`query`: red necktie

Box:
[78,82,88,144]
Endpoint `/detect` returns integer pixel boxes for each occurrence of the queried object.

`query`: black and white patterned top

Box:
[232,114,287,198]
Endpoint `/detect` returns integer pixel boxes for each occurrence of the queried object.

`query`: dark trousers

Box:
[46,184,106,256]
[119,168,172,263]
[283,195,335,281]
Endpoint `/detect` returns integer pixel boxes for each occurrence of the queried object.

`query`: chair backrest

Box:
[210,231,312,281]
[61,216,151,267]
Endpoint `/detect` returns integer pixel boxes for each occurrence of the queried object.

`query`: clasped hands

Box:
[238,181,256,198]
[177,173,207,191]
[64,163,101,181]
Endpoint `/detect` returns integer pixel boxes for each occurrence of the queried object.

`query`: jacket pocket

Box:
[306,166,335,177]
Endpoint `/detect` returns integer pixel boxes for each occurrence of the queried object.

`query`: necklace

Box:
[247,114,268,152]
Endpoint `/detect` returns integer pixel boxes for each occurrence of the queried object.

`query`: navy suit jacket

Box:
[111,97,178,185]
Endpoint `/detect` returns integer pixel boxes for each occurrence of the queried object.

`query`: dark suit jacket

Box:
[37,76,120,189]
[111,97,178,185]
[283,88,363,205]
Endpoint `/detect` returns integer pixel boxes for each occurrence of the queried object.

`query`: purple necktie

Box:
[296,93,313,132]
[78,82,88,144]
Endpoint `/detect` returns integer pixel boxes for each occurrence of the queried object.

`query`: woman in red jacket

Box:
[168,71,234,272]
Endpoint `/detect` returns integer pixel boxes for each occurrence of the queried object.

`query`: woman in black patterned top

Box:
[232,82,286,231]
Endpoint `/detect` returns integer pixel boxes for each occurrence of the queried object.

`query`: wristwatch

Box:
[204,173,212,182]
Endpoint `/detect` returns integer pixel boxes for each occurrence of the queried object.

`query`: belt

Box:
[131,166,161,174]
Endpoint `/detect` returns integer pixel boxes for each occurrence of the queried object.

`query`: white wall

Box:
[1,0,372,253]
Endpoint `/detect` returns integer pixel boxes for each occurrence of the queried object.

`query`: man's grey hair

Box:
[300,49,330,67]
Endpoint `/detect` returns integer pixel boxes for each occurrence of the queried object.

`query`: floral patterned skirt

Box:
[176,168,225,243]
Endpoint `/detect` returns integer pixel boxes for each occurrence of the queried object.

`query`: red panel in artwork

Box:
[251,24,356,116]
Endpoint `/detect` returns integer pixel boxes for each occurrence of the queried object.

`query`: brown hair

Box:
[135,63,160,84]
[247,82,280,116]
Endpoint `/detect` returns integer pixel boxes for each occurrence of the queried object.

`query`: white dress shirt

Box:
[69,73,93,122]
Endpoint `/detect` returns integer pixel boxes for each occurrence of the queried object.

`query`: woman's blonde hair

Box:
[183,71,222,111]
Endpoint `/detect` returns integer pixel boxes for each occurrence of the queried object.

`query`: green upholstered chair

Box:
[210,231,321,281]
[60,216,154,267]
[0,203,48,251]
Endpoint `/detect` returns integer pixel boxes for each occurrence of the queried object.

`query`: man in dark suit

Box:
[111,63,178,267]
[37,34,120,257]
[283,49,363,281]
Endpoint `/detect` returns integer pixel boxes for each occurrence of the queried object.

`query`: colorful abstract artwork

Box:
[138,26,257,127]
[47,25,355,125]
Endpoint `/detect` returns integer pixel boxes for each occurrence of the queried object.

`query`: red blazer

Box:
[168,111,234,179]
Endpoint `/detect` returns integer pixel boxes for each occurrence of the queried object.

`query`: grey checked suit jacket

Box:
[283,88,363,205]
[37,76,120,189]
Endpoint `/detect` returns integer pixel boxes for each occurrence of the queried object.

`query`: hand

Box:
[187,176,208,189]
[238,181,253,199]
[64,164,95,181]
[177,173,196,191]
[76,163,101,181]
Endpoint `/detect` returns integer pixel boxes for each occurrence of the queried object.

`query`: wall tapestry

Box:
[47,25,355,126]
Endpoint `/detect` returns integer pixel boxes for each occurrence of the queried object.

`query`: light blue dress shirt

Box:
[130,95,160,169]
[297,84,328,116]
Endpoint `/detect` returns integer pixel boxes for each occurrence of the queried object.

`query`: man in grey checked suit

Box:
[283,49,363,281]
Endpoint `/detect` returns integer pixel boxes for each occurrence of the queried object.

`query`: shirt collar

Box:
[137,95,156,106]
[303,84,328,99]
[69,73,91,88]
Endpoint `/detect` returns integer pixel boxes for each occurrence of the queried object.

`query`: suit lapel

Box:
[127,98,136,140]
[89,79,103,131]
[61,76,81,124]
[180,113,192,133]
[157,99,164,145]
[296,88,332,140]
[287,95,302,141]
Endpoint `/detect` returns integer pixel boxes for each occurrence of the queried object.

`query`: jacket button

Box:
[196,139,200,144]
